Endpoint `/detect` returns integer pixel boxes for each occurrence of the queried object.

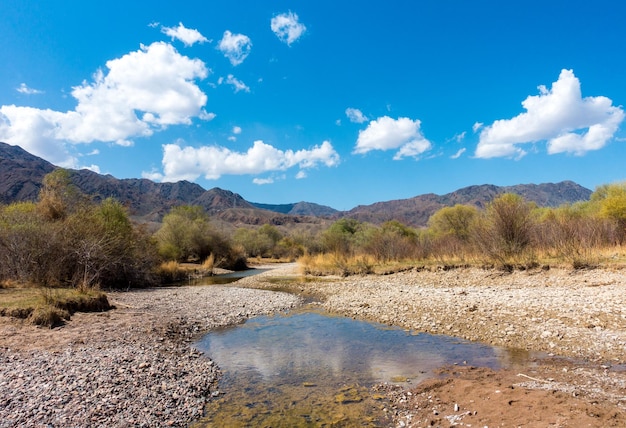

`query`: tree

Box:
[155,205,235,265]
[233,224,284,258]
[38,169,84,220]
[591,182,626,243]
[321,219,364,256]
[0,202,64,285]
[363,220,418,261]
[428,204,478,242]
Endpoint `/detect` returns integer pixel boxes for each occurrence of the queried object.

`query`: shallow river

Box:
[193,306,537,427]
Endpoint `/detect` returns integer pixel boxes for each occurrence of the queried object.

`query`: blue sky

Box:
[1,1,625,211]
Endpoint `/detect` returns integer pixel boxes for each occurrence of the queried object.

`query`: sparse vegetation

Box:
[0,286,111,328]
[154,205,245,270]
[2,168,626,305]
[298,185,626,275]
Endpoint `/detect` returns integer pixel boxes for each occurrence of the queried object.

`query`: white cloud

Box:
[161,22,209,47]
[0,42,209,165]
[198,110,216,121]
[353,116,432,160]
[253,177,274,185]
[141,169,164,181]
[157,140,340,182]
[295,170,307,179]
[224,74,250,93]
[233,126,242,134]
[472,122,483,133]
[345,108,368,124]
[271,12,306,45]
[476,69,625,158]
[218,31,252,66]
[16,83,43,95]
[450,148,466,159]
[0,106,78,167]
[81,164,101,173]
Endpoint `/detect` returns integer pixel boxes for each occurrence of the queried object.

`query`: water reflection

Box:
[194,308,534,427]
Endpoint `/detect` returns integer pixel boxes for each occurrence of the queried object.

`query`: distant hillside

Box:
[0,142,326,226]
[344,181,593,227]
[251,201,338,217]
[0,143,54,204]
[0,142,594,228]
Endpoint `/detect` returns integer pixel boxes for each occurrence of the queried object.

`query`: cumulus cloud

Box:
[271,12,306,45]
[161,22,209,46]
[155,140,340,182]
[16,83,43,95]
[218,30,252,66]
[345,108,368,123]
[353,116,432,160]
[0,42,210,164]
[476,69,625,158]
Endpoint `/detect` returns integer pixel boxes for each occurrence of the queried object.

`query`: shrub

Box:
[471,194,536,265]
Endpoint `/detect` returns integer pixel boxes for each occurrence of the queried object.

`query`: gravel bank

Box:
[0,284,301,427]
[2,263,625,427]
[239,263,626,426]
[237,263,626,362]
[319,266,626,363]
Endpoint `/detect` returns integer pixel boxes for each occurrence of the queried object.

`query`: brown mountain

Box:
[0,142,593,228]
[0,142,54,204]
[0,142,325,226]
[344,181,593,227]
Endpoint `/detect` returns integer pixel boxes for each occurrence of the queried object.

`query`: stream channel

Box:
[191,271,540,427]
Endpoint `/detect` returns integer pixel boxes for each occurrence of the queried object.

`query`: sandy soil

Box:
[2,263,626,427]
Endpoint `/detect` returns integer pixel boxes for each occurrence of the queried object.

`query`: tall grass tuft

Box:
[299,253,376,276]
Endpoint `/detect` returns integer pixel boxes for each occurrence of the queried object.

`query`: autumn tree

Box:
[591,182,626,243]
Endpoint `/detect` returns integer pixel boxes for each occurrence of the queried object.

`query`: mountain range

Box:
[0,141,593,228]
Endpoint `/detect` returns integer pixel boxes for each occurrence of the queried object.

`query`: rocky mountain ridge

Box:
[0,142,593,227]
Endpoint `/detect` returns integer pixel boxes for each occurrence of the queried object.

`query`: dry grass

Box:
[157,254,231,284]
[299,253,376,276]
[298,245,626,277]
[0,287,111,328]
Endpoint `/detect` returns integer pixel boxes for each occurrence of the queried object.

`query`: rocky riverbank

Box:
[0,285,301,427]
[237,263,626,427]
[1,263,625,427]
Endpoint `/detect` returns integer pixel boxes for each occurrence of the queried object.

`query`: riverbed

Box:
[1,262,625,427]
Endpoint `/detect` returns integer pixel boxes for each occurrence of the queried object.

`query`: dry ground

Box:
[1,263,626,427]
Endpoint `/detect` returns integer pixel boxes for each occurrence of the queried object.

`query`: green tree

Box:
[154,205,235,266]
[591,182,626,243]
[428,204,478,242]
[321,218,364,255]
